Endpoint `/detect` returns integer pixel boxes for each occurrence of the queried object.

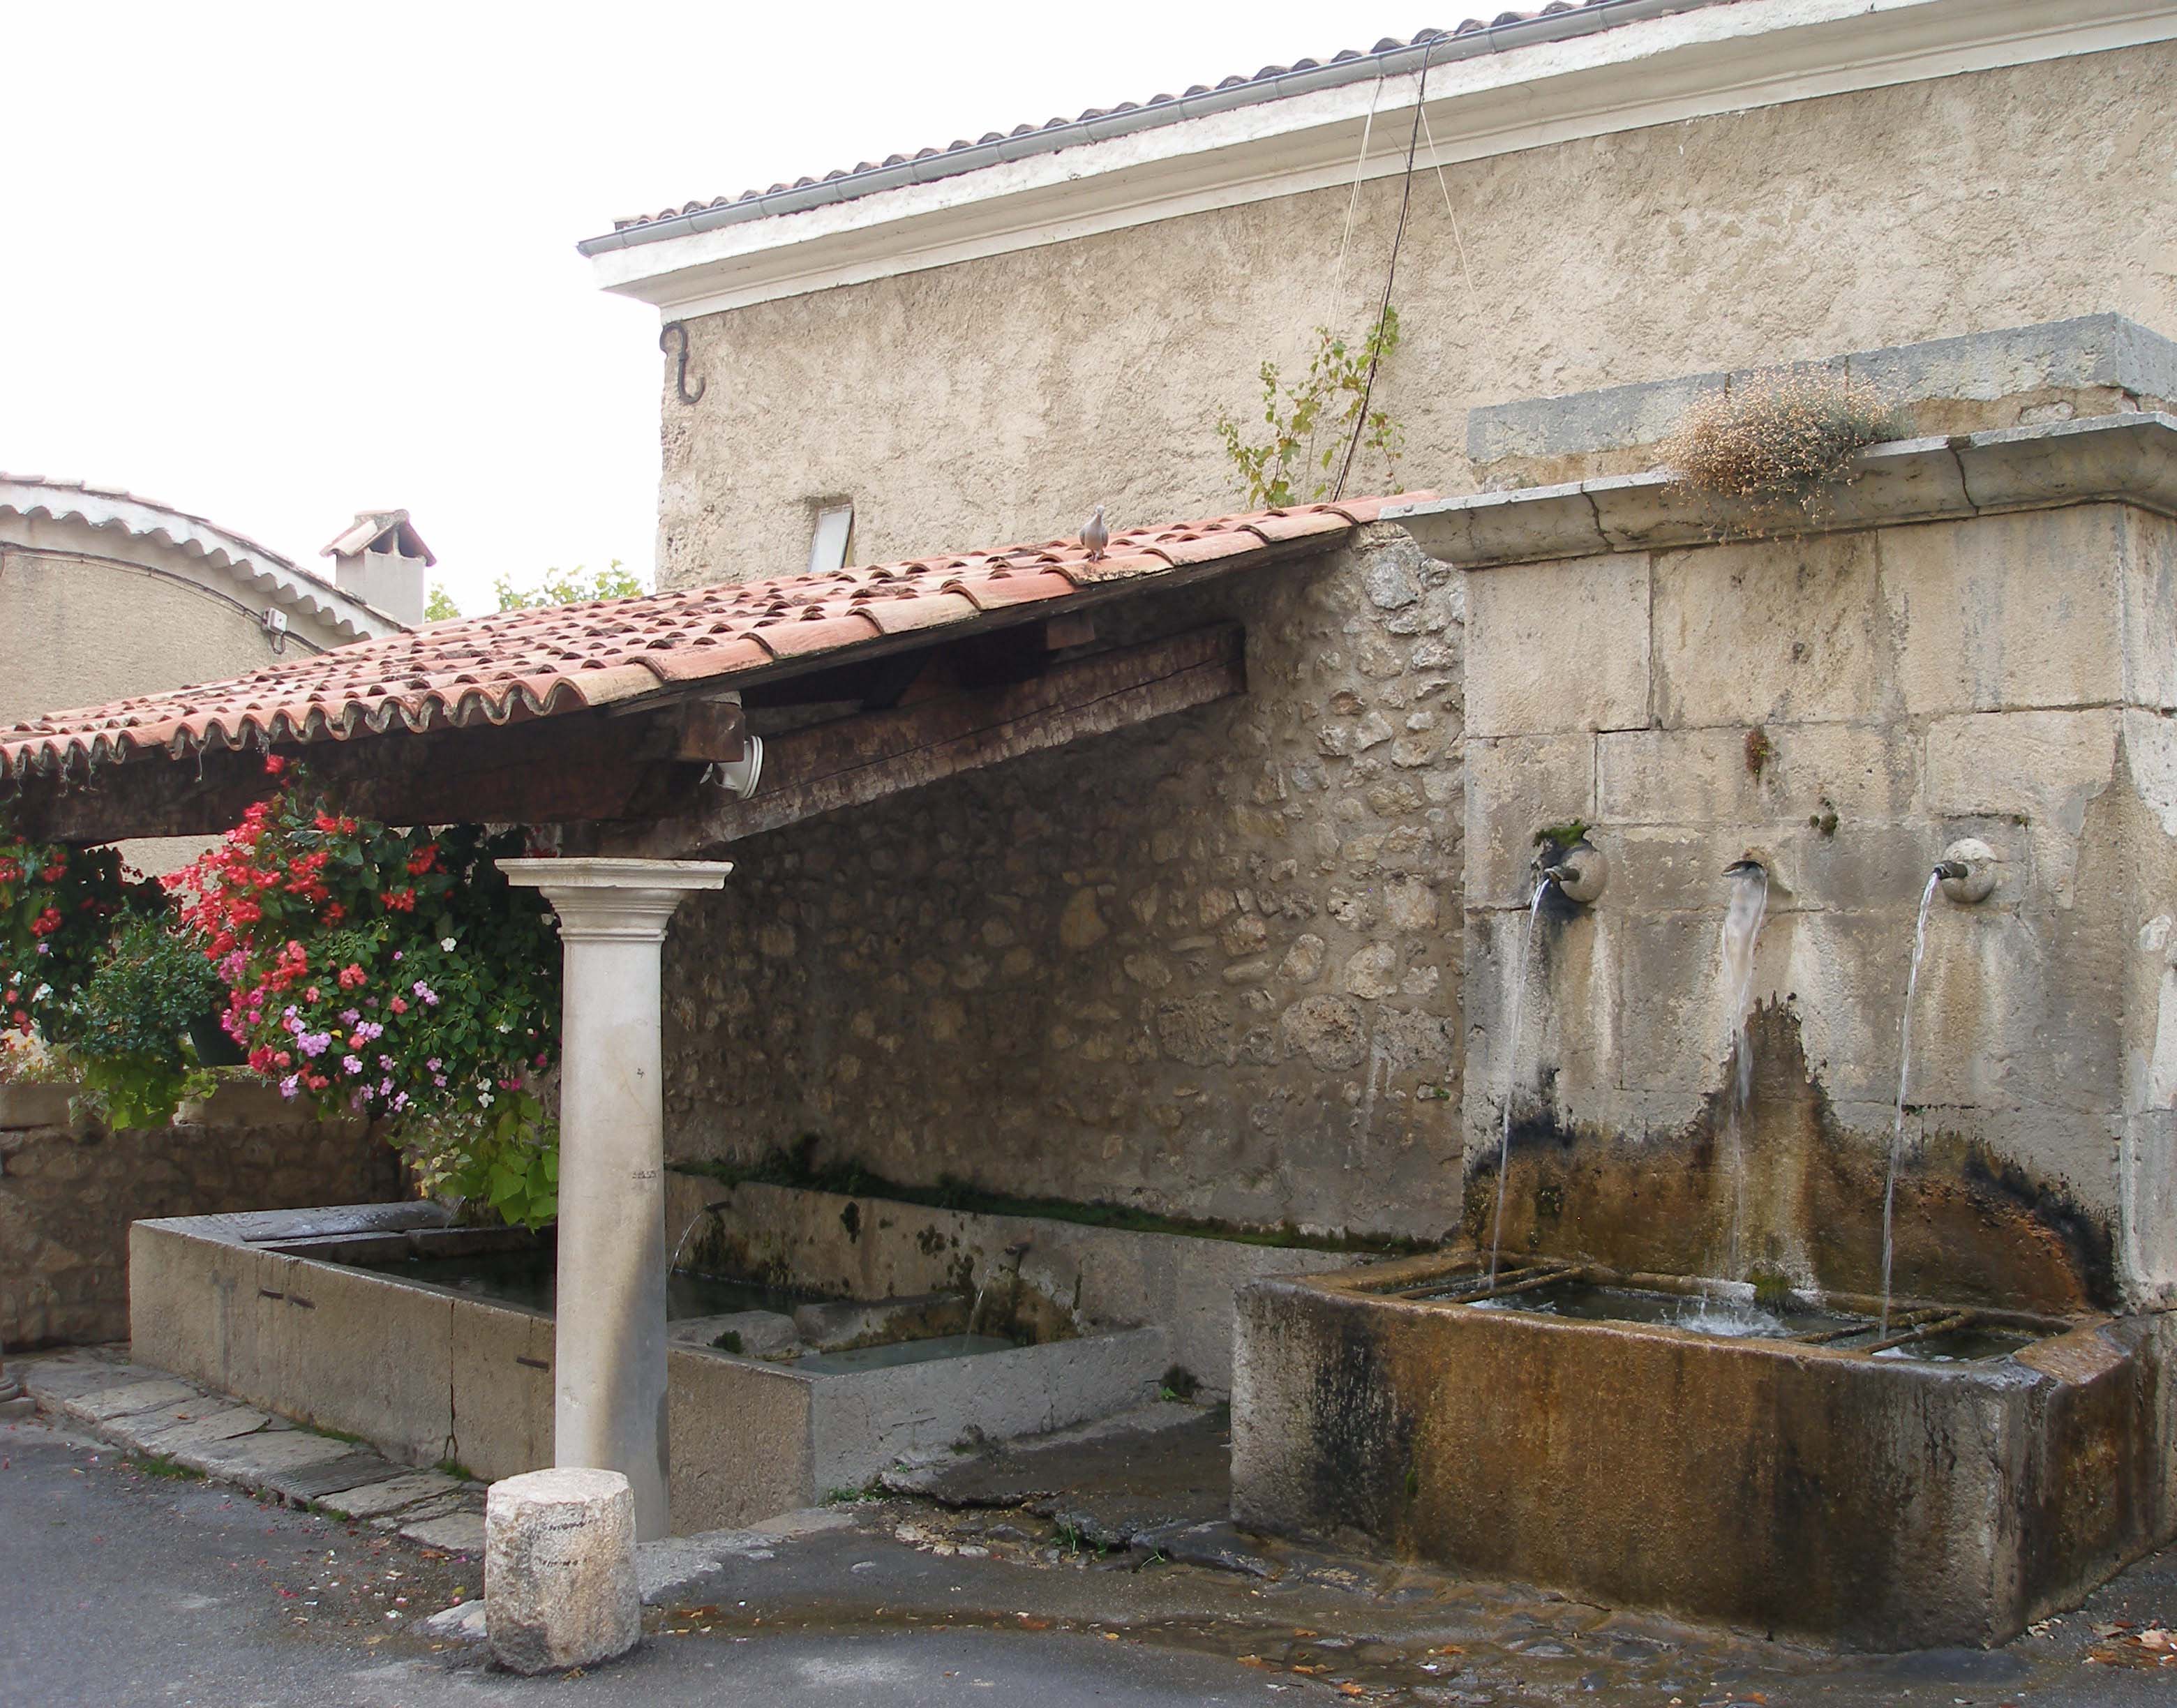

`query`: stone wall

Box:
[1452,495,2177,1311]
[654,47,2177,587]
[0,1107,402,1348]
[660,527,1470,1241]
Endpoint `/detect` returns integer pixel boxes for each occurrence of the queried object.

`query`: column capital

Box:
[499,857,732,943]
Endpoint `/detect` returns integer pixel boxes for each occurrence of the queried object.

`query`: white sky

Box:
[6,0,1368,615]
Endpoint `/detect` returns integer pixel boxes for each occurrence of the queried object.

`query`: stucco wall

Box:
[659,527,1469,1240]
[657,45,2177,588]
[0,514,354,728]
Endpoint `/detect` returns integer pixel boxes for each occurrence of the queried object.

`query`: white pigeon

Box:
[1081,505,1109,562]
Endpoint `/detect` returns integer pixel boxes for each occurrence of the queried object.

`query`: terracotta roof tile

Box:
[0,495,1432,783]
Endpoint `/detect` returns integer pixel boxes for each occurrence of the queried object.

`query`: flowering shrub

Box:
[0,835,140,1044]
[165,759,564,1227]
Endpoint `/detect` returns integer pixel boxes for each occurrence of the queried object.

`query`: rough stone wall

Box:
[660,528,1468,1240]
[0,1116,401,1348]
[1459,502,2177,1310]
[655,47,2177,587]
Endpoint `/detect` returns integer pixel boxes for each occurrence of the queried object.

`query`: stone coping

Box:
[1464,315,2177,466]
[1385,412,2177,569]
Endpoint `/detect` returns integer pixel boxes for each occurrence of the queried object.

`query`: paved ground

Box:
[3,1352,2175,1706]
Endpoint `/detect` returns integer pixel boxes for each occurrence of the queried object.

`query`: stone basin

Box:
[129,1203,1169,1533]
[1232,1249,2177,1649]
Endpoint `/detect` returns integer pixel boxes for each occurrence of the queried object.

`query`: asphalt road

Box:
[0,1416,1296,1707]
[6,1407,2175,1707]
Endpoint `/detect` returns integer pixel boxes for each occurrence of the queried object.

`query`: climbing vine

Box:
[1217,308,1404,509]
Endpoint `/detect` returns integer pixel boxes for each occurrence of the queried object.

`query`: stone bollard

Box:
[485,1467,641,1675]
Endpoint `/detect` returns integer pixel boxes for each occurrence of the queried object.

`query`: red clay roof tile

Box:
[0,495,1431,782]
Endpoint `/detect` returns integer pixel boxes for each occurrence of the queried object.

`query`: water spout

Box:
[1488,874,1556,1287]
[1932,859,1970,883]
[668,1201,732,1273]
[1718,863,1770,1280]
[1880,870,1944,1333]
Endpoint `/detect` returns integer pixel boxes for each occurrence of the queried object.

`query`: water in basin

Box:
[790,1334,1017,1376]
[384,1249,814,1320]
[1470,1279,1860,1339]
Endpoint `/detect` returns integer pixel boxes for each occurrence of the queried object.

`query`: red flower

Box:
[264,754,287,776]
[389,996,408,1015]
[337,964,366,990]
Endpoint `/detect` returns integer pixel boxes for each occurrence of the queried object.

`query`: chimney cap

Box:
[321,508,437,568]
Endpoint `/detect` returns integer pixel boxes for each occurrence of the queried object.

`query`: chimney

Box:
[320,509,433,628]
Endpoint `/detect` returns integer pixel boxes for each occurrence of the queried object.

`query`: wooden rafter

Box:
[6,627,1244,849]
[580,624,1246,857]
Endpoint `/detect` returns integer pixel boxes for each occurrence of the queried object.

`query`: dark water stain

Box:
[1465,1001,2113,1310]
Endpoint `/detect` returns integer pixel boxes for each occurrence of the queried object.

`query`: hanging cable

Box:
[1417,103,1484,322]
[1326,75,1386,324]
[1331,32,1439,502]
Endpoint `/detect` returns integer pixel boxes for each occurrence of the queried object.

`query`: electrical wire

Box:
[1331,32,1439,502]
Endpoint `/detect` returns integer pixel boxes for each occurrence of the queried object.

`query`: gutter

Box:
[575,0,1710,258]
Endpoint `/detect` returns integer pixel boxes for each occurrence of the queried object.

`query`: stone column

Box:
[499,857,731,1540]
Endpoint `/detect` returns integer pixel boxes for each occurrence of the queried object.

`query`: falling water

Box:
[1488,877,1554,1287]
[1717,864,1770,1280]
[667,1202,727,1273]
[1880,871,1944,1334]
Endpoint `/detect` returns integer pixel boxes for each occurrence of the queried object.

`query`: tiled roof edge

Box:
[0,475,404,644]
[578,2,1686,256]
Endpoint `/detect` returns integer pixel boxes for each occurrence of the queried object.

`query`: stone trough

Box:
[130,1203,1168,1532]
[1232,1250,2177,1649]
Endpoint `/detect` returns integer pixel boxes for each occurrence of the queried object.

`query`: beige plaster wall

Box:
[1460,501,2177,1311]
[657,45,2177,588]
[659,528,1469,1241]
[0,516,352,728]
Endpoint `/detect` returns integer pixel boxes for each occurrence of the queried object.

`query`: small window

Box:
[807,503,854,575]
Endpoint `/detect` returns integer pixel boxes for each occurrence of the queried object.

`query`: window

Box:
[807,502,854,575]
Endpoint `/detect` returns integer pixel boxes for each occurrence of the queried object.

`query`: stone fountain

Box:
[1232,414,2177,1647]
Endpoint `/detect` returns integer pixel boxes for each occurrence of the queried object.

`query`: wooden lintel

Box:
[583,624,1246,859]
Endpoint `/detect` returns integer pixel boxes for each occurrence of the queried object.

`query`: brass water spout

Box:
[1932,860,1970,883]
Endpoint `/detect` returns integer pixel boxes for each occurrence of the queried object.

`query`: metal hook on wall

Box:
[660,321,706,406]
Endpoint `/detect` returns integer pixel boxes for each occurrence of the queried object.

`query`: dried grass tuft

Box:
[1660,369,1905,514]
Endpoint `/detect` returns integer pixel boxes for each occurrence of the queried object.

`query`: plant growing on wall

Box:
[69,913,227,1128]
[1660,369,1904,515]
[163,758,565,1228]
[1217,309,1404,509]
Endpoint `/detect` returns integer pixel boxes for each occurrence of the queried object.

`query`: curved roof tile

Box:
[0,494,1428,784]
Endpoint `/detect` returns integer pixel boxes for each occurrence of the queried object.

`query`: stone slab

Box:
[403,1511,487,1553]
[131,1405,276,1453]
[181,1427,356,1481]
[257,1451,412,1504]
[1466,553,1649,738]
[64,1378,203,1423]
[320,1469,467,1519]
[373,1491,471,1529]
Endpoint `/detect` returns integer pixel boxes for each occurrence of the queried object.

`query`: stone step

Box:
[11,1349,486,1548]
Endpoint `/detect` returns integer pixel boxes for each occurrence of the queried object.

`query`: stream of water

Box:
[1880,871,1944,1334]
[1718,864,1770,1279]
[1487,878,1553,1289]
